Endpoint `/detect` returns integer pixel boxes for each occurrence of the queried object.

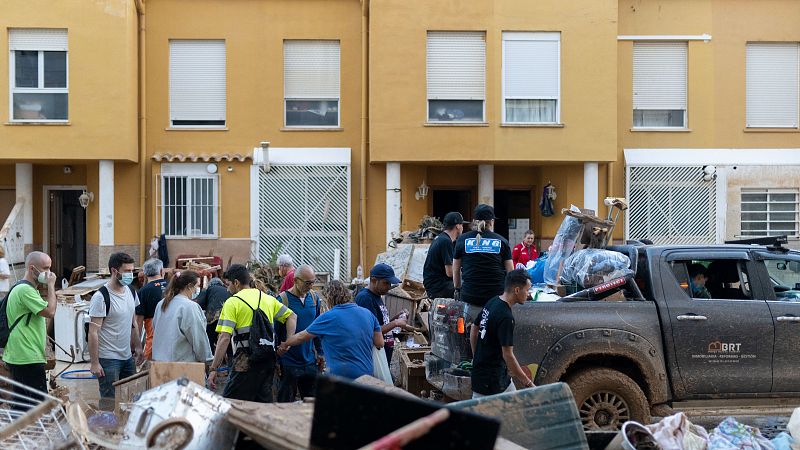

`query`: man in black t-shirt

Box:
[453,204,513,307]
[470,269,535,398]
[423,212,466,299]
[135,258,167,360]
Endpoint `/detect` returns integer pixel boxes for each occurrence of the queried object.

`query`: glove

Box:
[454,288,461,301]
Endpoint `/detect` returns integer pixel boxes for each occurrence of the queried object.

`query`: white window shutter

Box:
[169,40,226,122]
[503,32,560,99]
[633,42,687,110]
[9,28,68,51]
[284,40,340,99]
[746,43,799,128]
[427,32,486,100]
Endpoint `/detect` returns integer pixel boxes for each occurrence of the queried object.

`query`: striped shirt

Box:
[215,289,292,350]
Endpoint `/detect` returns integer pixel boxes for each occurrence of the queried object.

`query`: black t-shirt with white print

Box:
[454,230,512,306]
[471,296,515,396]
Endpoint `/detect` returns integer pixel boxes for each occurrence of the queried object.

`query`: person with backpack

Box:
[275,264,324,402]
[88,252,144,411]
[207,264,297,403]
[1,251,57,409]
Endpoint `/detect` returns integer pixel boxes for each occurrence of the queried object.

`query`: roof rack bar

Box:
[725,235,788,246]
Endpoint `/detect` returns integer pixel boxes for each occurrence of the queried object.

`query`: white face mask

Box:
[33,266,48,284]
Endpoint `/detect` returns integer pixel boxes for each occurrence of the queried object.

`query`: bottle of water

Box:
[393,309,408,335]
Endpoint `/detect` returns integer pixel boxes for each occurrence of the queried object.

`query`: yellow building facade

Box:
[2,0,800,281]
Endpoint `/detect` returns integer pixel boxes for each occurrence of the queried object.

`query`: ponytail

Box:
[162,270,199,312]
[473,220,487,245]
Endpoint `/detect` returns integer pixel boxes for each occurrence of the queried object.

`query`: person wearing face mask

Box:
[151,270,212,363]
[2,252,57,409]
[207,264,297,402]
[88,252,144,411]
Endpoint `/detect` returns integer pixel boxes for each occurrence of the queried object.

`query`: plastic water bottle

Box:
[393,310,408,335]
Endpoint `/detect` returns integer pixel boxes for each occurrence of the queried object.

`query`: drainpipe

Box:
[359,0,369,272]
[135,0,147,262]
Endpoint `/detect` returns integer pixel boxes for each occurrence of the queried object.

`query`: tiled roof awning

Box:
[151,152,252,162]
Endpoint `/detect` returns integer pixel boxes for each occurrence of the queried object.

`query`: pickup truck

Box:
[426,242,800,430]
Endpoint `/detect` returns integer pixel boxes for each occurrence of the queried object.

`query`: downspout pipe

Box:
[135,0,147,263]
[359,0,369,273]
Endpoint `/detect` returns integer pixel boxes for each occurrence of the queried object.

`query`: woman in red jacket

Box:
[512,230,539,268]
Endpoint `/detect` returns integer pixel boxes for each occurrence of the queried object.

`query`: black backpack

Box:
[0,280,36,348]
[83,284,139,342]
[233,292,277,365]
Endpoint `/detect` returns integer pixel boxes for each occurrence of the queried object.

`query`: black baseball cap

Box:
[474,204,496,221]
[443,212,468,227]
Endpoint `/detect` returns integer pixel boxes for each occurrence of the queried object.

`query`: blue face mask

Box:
[191,286,200,300]
[120,272,134,286]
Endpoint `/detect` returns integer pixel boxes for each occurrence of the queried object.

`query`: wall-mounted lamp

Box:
[415,180,429,200]
[260,141,271,173]
[227,165,234,173]
[702,165,717,182]
[78,190,94,209]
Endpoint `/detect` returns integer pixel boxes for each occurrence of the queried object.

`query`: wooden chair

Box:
[68,266,85,286]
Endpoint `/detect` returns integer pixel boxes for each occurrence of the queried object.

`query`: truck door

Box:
[754,252,800,393]
[662,251,774,396]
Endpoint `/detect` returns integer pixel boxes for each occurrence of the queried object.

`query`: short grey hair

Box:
[142,258,164,277]
[295,264,315,280]
[277,254,294,268]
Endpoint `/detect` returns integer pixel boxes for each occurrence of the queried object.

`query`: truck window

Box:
[671,259,753,300]
[764,258,800,301]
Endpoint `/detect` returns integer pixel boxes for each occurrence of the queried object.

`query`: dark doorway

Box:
[432,189,472,223]
[48,190,86,280]
[494,189,532,243]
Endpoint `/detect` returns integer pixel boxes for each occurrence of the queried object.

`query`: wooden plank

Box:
[227,401,312,450]
[148,362,206,387]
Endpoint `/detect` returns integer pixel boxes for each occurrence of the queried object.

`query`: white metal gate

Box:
[258,164,350,277]
[626,165,718,245]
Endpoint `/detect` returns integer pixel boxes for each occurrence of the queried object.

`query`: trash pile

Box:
[604,410,800,450]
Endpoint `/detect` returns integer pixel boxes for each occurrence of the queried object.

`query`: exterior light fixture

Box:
[415,180,430,200]
[702,165,717,182]
[78,190,94,209]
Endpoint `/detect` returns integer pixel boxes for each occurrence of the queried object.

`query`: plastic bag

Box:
[561,249,633,289]
[543,206,583,285]
[646,412,709,450]
[527,254,548,284]
[708,417,773,450]
[771,432,799,450]
[372,347,393,384]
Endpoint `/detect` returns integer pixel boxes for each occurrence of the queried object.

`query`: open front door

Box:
[48,190,86,281]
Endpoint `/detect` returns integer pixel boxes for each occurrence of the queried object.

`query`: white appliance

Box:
[54,297,91,362]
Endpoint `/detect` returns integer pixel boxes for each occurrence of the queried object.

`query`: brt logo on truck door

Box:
[465,238,501,254]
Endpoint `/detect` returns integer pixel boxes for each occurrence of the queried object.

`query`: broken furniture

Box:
[0,374,85,449]
[448,382,589,450]
[68,266,86,287]
[113,361,207,417]
[400,347,433,397]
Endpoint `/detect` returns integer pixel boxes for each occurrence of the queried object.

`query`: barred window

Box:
[160,170,219,237]
[741,188,799,237]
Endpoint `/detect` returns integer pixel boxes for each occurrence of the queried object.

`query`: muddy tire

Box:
[566,367,650,431]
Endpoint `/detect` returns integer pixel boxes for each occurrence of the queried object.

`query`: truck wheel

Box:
[566,368,650,431]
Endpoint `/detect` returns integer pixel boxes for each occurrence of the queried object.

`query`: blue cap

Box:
[370,263,401,285]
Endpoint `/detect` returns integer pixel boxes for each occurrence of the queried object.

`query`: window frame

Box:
[168,39,227,129]
[501,31,561,125]
[745,42,800,129]
[426,31,487,124]
[9,49,69,123]
[740,188,800,238]
[631,41,688,130]
[283,40,341,129]
[159,164,220,239]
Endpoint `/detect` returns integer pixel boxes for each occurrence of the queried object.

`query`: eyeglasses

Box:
[297,279,314,287]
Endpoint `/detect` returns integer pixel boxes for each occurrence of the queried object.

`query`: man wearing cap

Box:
[423,212,466,299]
[355,264,408,368]
[453,204,514,307]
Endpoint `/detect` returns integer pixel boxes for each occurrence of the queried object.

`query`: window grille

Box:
[626,165,717,244]
[741,188,799,237]
[258,164,350,276]
[156,173,219,237]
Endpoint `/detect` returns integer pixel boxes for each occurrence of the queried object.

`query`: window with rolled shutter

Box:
[502,32,560,124]
[9,28,68,122]
[284,40,341,127]
[633,42,687,128]
[427,31,485,122]
[169,40,226,127]
[746,43,799,128]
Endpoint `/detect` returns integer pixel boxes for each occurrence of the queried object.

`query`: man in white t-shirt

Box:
[88,252,143,410]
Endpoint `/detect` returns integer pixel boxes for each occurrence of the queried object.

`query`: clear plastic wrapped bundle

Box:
[561,249,633,289]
